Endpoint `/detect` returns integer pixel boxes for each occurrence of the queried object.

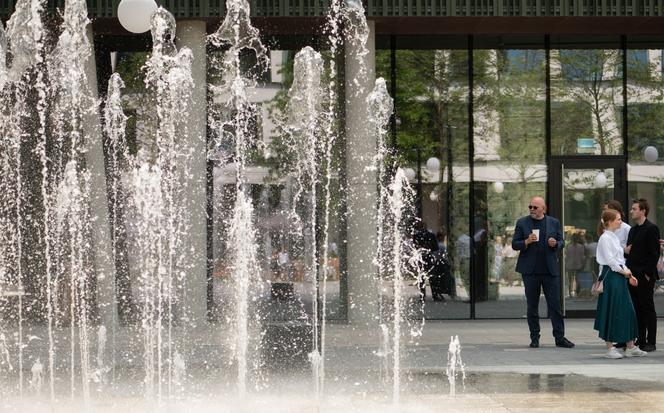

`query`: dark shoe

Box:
[555,337,575,348]
[640,343,656,352]
[529,339,539,348]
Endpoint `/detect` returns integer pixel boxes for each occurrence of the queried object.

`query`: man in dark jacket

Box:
[625,198,661,352]
[512,196,574,349]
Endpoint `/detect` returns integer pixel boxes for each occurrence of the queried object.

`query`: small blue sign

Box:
[577,138,595,154]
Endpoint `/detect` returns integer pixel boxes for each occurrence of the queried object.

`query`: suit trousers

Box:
[628,273,657,345]
[523,273,565,340]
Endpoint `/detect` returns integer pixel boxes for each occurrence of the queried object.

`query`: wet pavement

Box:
[2,319,664,411]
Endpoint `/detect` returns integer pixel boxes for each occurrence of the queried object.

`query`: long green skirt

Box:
[593,266,638,343]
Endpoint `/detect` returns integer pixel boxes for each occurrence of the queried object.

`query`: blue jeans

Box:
[523,273,565,340]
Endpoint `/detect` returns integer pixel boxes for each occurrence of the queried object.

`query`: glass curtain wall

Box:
[376,41,471,320]
[473,42,548,318]
[626,39,664,315]
[209,45,346,322]
[550,40,623,156]
[551,38,624,311]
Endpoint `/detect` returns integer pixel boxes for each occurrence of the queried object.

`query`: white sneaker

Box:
[625,346,647,357]
[605,348,624,359]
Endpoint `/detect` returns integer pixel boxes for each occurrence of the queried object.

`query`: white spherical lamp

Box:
[403,168,416,181]
[426,157,440,173]
[429,191,438,201]
[573,192,585,202]
[493,181,504,194]
[644,146,658,163]
[594,172,607,188]
[118,0,158,34]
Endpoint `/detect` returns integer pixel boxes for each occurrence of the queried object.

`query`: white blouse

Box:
[615,221,631,248]
[596,230,627,273]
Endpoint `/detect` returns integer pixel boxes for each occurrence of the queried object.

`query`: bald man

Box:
[512,196,574,349]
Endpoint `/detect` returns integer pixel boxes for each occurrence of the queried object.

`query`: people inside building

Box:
[426,230,451,300]
[455,232,471,298]
[594,208,646,359]
[625,198,660,352]
[565,232,586,297]
[492,235,505,282]
[501,234,520,286]
[512,196,574,349]
[413,220,439,302]
[584,232,598,276]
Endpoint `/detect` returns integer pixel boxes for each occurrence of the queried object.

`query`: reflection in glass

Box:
[210,50,345,321]
[551,48,623,155]
[626,46,664,315]
[473,48,547,318]
[376,48,470,319]
[562,168,614,312]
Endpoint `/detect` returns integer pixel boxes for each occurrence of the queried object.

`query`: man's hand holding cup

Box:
[525,232,538,246]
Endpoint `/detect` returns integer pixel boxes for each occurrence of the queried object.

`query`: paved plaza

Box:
[4,318,664,412]
[326,319,664,382]
[321,319,664,412]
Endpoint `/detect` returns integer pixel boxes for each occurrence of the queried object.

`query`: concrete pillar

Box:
[344,20,378,325]
[176,21,208,328]
[84,26,117,327]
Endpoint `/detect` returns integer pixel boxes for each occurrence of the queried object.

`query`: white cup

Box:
[532,229,540,241]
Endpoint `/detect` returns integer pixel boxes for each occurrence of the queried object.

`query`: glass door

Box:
[549,157,626,317]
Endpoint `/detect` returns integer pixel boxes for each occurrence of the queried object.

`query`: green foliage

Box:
[376,49,470,166]
[115,52,149,92]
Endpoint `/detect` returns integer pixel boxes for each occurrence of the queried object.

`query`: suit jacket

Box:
[625,218,661,279]
[512,215,564,276]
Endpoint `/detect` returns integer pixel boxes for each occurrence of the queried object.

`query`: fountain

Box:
[0,0,449,410]
[446,335,466,397]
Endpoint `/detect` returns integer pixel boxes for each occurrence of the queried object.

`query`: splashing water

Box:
[134,7,195,402]
[104,72,129,389]
[0,0,471,410]
[376,324,391,385]
[54,160,94,402]
[446,335,466,397]
[284,46,325,398]
[5,0,50,400]
[29,359,43,394]
[386,168,415,405]
[0,333,12,373]
[208,0,269,398]
[343,0,370,96]
[0,22,7,89]
[91,325,108,386]
[172,351,185,387]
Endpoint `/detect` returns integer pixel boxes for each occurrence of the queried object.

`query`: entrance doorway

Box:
[549,157,627,317]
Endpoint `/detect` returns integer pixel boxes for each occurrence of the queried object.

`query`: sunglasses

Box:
[528,205,539,210]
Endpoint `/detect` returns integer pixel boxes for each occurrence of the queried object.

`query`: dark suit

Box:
[626,219,660,346]
[512,215,565,341]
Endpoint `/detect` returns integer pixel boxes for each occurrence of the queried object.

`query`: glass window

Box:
[551,46,623,155]
[505,49,545,74]
[209,46,346,322]
[627,45,664,316]
[473,44,547,318]
[377,46,471,319]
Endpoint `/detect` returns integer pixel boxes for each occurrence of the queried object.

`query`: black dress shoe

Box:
[640,343,656,352]
[555,337,575,348]
[529,339,539,348]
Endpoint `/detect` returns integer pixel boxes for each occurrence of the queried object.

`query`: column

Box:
[176,20,208,327]
[344,20,378,325]
[84,26,117,327]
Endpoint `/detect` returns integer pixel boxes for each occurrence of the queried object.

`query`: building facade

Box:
[3,0,664,323]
